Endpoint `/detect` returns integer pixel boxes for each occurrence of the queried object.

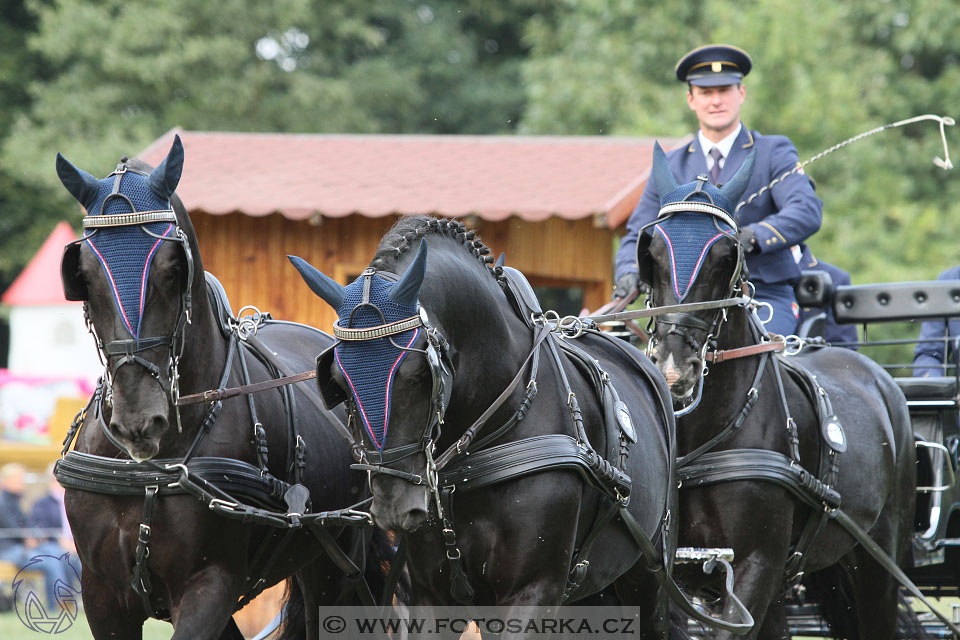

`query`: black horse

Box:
[289,216,688,638]
[53,136,380,640]
[637,143,917,638]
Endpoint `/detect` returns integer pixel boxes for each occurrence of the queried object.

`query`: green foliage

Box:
[521,0,960,289]
[0,0,554,288]
[1,0,957,319]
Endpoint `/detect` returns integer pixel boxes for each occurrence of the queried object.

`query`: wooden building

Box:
[139,129,679,333]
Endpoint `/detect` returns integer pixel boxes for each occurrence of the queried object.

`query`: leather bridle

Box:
[63,161,196,433]
[639,175,748,414]
[321,268,454,489]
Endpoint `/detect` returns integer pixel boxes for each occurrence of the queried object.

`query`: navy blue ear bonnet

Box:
[83,171,176,338]
[637,142,755,299]
[651,212,735,301]
[659,180,735,215]
[334,274,420,451]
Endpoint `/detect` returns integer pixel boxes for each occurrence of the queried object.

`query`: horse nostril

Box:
[400,508,428,533]
[109,421,126,439]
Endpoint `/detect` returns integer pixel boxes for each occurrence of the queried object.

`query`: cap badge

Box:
[711,61,722,72]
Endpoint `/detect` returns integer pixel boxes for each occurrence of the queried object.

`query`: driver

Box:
[613,44,823,336]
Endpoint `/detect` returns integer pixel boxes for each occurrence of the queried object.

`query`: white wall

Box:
[8,305,101,379]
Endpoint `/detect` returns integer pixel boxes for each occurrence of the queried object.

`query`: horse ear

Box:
[56,153,100,210]
[148,134,184,200]
[651,141,679,197]
[389,240,428,306]
[719,149,757,205]
[287,255,345,309]
[495,253,505,268]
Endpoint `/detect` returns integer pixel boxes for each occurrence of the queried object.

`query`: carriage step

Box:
[674,547,735,564]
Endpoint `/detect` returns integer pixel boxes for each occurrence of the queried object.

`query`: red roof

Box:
[2,221,79,306]
[138,129,686,230]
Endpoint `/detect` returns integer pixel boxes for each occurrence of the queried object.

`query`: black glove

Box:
[612,272,640,300]
[737,226,759,254]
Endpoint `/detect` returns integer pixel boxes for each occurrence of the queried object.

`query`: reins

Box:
[176,368,317,405]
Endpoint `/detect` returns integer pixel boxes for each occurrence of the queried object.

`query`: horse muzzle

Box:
[110,414,166,462]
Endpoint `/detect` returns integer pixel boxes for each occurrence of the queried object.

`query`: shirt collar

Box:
[698,123,742,162]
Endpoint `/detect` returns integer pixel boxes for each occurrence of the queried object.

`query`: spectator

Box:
[913,265,960,377]
[0,463,30,564]
[0,463,73,610]
[29,463,81,605]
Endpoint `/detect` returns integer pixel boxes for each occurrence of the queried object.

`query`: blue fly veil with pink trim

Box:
[56,137,186,340]
[331,270,421,450]
[636,141,756,299]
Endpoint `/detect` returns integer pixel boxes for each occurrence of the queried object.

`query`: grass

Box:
[0,610,170,639]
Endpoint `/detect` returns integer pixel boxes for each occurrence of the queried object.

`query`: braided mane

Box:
[372,216,502,282]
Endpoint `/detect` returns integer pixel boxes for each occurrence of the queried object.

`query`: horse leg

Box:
[613,565,670,639]
[81,586,148,640]
[295,553,362,640]
[754,600,789,640]
[848,547,900,640]
[714,550,786,640]
[168,565,243,640]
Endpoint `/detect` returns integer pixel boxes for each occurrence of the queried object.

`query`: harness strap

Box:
[130,485,165,619]
[677,357,766,467]
[236,528,298,611]
[436,324,553,469]
[771,357,802,462]
[678,449,841,510]
[56,451,289,509]
[564,499,621,601]
[828,508,960,636]
[175,370,318,405]
[243,333,353,446]
[440,486,474,604]
[704,340,785,363]
[380,537,407,608]
[438,434,631,499]
[303,520,376,606]
[617,502,755,634]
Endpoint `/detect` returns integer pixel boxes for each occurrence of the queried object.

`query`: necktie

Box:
[709,147,723,184]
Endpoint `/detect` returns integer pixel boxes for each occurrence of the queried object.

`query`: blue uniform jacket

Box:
[913,265,960,377]
[0,489,28,553]
[616,126,823,285]
[798,246,858,345]
[30,494,62,542]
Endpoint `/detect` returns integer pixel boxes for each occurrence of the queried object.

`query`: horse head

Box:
[291,236,451,532]
[57,135,200,461]
[292,217,514,534]
[638,142,755,400]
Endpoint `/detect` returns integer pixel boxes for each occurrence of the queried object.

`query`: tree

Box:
[0,0,557,289]
[520,0,959,288]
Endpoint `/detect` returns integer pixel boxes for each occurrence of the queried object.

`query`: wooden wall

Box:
[192,213,615,333]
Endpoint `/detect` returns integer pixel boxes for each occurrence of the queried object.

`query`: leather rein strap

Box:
[704,339,786,363]
[176,369,317,405]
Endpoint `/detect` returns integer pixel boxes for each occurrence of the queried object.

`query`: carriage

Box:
[785,275,960,635]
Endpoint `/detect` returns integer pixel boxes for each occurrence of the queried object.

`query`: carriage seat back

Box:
[796,270,834,309]
[205,271,236,339]
[501,266,544,328]
[895,376,958,403]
